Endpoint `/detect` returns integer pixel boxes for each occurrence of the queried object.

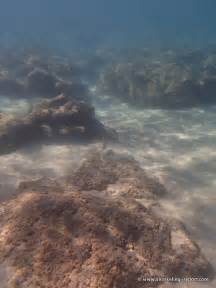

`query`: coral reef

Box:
[99,49,216,108]
[2,48,216,107]
[0,51,89,102]
[0,150,213,288]
[0,95,113,154]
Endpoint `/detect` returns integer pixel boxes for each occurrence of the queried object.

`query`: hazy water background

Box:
[0,1,216,287]
[0,0,216,51]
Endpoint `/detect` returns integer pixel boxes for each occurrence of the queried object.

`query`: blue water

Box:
[0,0,216,51]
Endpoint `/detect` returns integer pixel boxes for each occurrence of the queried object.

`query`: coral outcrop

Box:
[0,51,89,102]
[0,95,113,154]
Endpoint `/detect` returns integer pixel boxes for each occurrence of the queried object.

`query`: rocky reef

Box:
[0,150,213,288]
[0,51,89,102]
[99,49,216,108]
[0,95,114,154]
[2,48,216,109]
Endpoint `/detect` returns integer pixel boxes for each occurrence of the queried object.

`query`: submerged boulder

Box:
[0,150,213,288]
[0,95,113,154]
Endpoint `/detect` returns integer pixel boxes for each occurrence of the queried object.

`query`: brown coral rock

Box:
[0,95,111,154]
[0,150,213,288]
[0,188,213,288]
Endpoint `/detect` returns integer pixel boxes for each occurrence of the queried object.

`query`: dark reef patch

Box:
[0,95,114,154]
[0,51,90,102]
[99,49,216,108]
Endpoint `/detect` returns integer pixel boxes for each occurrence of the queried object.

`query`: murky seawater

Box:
[0,92,216,287]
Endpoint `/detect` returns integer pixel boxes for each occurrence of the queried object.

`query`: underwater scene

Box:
[0,1,216,287]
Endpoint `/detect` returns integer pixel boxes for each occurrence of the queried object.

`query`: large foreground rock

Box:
[0,95,113,154]
[0,150,213,288]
